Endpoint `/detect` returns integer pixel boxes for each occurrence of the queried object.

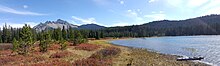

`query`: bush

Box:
[31,59,71,66]
[73,58,112,66]
[59,40,67,50]
[0,55,24,65]
[90,47,121,59]
[0,43,12,50]
[75,44,100,51]
[0,56,17,65]
[39,40,49,52]
[49,51,71,58]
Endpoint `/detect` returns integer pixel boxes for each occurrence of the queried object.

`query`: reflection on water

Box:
[111,35,220,65]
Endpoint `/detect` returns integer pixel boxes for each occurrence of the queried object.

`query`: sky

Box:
[0,0,220,28]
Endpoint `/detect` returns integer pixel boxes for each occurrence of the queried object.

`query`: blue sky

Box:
[0,0,220,27]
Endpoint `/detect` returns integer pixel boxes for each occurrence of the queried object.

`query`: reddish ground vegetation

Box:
[24,56,46,63]
[48,44,60,50]
[72,47,120,66]
[75,44,100,51]
[73,58,112,66]
[0,43,12,50]
[0,55,25,65]
[50,51,72,58]
[27,59,71,66]
[0,50,12,56]
[90,47,121,59]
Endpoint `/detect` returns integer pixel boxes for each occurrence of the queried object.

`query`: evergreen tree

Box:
[17,24,33,55]
[95,31,100,39]
[68,28,74,41]
[62,26,67,40]
[0,29,2,43]
[73,30,83,45]
[60,38,67,50]
[12,38,18,52]
[39,31,51,52]
[54,27,62,41]
[2,24,9,43]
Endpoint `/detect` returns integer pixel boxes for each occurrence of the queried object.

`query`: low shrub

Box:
[0,55,24,65]
[90,47,121,59]
[49,51,72,58]
[48,44,60,50]
[0,50,12,56]
[72,58,112,66]
[0,43,12,50]
[75,44,100,51]
[30,59,71,66]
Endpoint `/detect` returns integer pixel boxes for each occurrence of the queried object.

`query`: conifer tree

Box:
[73,30,84,45]
[39,31,51,52]
[2,24,9,43]
[54,27,62,41]
[12,38,18,52]
[17,24,33,55]
[60,38,67,50]
[68,28,74,41]
[62,26,67,40]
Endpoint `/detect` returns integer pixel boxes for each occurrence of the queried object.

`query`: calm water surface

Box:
[111,35,220,65]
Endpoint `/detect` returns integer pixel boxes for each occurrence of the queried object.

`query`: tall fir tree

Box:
[2,24,9,43]
[39,31,51,52]
[54,27,62,41]
[17,24,33,55]
[62,26,67,40]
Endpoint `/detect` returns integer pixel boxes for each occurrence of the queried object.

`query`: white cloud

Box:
[202,7,220,16]
[124,9,148,25]
[165,0,183,7]
[187,0,209,8]
[23,5,28,9]
[72,16,97,24]
[0,22,38,28]
[71,16,106,26]
[144,13,166,21]
[0,5,46,16]
[149,0,156,3]
[120,1,124,4]
[197,0,220,16]
[111,21,129,27]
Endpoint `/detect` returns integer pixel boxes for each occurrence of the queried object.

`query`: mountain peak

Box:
[33,19,78,32]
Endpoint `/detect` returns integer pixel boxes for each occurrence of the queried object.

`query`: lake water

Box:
[110,35,220,66]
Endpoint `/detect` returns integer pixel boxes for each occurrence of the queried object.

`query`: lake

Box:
[110,35,220,66]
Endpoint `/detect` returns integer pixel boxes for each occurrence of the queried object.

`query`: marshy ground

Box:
[0,39,209,66]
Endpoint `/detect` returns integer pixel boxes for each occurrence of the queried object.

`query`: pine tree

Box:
[54,27,62,41]
[60,38,67,50]
[0,29,2,43]
[95,31,100,39]
[73,30,85,45]
[12,38,18,52]
[17,24,33,55]
[39,31,51,52]
[68,28,74,41]
[62,26,67,40]
[2,24,9,43]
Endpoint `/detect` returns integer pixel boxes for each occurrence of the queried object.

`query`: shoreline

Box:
[98,38,211,66]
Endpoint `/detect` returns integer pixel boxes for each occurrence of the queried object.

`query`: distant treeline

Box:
[102,14,220,37]
[0,24,104,43]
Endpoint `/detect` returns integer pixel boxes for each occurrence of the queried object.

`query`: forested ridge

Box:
[103,14,220,37]
[1,14,220,44]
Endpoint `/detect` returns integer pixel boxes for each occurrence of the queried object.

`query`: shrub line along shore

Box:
[99,38,211,66]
